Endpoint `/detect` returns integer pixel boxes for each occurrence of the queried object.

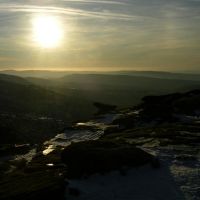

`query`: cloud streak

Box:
[0,4,154,21]
[61,0,127,5]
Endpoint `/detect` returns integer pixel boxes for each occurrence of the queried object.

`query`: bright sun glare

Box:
[32,15,63,48]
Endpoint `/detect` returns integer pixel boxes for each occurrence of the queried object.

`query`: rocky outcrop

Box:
[2,89,200,200]
[137,90,200,122]
[61,139,154,179]
[93,102,117,115]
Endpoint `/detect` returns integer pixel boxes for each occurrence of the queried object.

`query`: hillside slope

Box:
[0,74,94,143]
[28,74,200,106]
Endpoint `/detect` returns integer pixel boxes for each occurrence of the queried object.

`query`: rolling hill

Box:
[27,74,200,107]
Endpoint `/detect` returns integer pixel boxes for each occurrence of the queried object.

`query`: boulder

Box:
[61,139,154,178]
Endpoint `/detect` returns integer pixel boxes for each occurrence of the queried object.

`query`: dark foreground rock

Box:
[0,149,66,200]
[61,140,154,179]
[0,171,65,200]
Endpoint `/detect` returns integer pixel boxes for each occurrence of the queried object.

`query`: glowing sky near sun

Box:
[0,0,199,71]
[32,15,64,48]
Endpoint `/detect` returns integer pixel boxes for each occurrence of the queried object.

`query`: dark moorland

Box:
[0,71,200,200]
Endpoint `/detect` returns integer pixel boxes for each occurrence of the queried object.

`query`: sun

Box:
[32,15,63,48]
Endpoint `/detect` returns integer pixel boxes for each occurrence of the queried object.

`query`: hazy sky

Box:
[0,0,199,71]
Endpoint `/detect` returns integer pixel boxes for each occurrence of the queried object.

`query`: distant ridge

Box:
[1,69,200,81]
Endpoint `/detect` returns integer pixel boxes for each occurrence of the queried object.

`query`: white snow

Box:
[65,163,184,200]
[65,146,200,200]
[42,114,118,155]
